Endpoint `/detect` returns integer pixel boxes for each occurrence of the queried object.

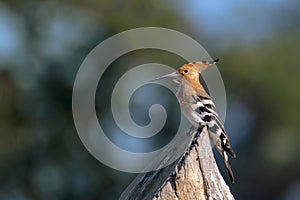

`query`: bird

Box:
[151,58,236,183]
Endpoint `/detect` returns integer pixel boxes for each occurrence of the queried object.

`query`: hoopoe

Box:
[152,59,236,183]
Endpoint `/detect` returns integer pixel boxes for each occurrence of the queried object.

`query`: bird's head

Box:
[151,59,219,84]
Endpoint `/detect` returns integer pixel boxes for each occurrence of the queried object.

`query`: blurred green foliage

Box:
[0,1,299,200]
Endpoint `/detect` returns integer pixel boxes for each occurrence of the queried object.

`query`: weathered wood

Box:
[119,127,235,200]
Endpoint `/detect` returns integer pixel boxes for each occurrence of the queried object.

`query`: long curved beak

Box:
[150,71,180,82]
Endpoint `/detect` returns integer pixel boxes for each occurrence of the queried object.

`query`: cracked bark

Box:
[119,127,235,200]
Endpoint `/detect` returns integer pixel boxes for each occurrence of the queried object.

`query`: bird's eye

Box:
[184,69,188,73]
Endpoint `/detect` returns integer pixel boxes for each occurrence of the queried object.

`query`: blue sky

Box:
[170,0,288,46]
[0,0,290,63]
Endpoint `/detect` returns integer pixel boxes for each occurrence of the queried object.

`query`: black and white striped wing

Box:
[193,96,236,183]
[195,96,236,157]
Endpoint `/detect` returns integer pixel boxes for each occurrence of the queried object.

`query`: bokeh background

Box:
[0,0,299,199]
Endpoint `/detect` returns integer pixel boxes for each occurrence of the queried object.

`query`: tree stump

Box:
[119,126,235,200]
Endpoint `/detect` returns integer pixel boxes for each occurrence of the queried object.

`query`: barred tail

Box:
[222,150,235,183]
[220,132,236,158]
